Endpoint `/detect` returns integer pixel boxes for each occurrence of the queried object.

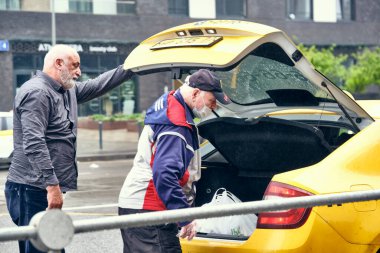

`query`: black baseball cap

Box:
[188,69,231,105]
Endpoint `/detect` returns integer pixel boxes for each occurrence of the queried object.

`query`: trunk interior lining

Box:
[198,117,332,177]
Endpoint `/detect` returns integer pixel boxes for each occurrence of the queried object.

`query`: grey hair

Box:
[43,44,78,71]
[183,75,191,86]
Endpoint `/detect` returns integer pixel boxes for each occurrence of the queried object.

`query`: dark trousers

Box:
[4,180,65,253]
[119,207,182,253]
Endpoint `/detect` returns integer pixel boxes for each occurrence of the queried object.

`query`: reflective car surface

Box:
[124,20,380,252]
[0,111,13,169]
[356,100,380,120]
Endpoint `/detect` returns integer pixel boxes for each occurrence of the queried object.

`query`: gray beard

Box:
[61,79,75,90]
[60,70,75,90]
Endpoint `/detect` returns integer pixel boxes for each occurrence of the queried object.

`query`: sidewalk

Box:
[76,128,139,161]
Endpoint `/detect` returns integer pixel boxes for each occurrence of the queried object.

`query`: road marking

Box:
[0,203,118,217]
[0,212,117,218]
[0,203,119,217]
[63,203,118,211]
[66,212,117,216]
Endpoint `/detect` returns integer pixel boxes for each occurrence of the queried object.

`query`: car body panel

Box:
[356,100,380,120]
[266,108,339,117]
[182,211,376,252]
[273,121,380,245]
[273,120,380,194]
[124,20,280,71]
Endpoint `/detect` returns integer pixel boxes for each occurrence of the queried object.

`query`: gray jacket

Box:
[7,65,132,191]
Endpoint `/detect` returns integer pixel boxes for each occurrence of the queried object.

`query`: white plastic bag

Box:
[196,188,257,236]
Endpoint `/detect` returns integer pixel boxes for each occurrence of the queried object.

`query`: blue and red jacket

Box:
[118,90,201,218]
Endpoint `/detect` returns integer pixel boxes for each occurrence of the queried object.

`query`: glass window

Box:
[69,0,93,14]
[287,0,313,20]
[80,54,99,71]
[13,54,34,69]
[117,0,136,14]
[168,0,188,15]
[76,54,138,116]
[99,54,118,70]
[216,0,246,18]
[78,78,137,116]
[0,0,20,10]
[15,73,32,91]
[337,0,354,21]
[213,43,334,105]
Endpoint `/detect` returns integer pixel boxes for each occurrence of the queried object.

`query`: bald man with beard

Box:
[4,44,132,253]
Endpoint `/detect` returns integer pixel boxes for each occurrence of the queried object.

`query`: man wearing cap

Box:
[118,69,230,253]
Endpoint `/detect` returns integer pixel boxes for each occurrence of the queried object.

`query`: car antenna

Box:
[321,81,360,132]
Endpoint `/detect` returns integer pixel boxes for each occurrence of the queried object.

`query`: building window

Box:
[337,0,354,21]
[69,0,93,14]
[287,0,313,20]
[117,0,136,14]
[168,0,188,16]
[216,0,246,18]
[0,0,20,10]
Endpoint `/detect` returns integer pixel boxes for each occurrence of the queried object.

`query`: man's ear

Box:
[192,88,200,99]
[54,58,64,69]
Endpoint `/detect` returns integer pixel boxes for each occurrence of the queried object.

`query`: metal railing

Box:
[1,189,380,252]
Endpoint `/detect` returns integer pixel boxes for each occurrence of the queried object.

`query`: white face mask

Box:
[192,92,213,119]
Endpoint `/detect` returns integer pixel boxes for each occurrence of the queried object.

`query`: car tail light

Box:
[257,181,313,229]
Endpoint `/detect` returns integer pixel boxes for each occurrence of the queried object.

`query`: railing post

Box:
[29,210,74,252]
[98,121,103,150]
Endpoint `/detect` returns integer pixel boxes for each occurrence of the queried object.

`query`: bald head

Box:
[43,44,79,72]
[42,44,81,89]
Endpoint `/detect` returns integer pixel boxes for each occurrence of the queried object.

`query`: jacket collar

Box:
[173,90,195,126]
[36,70,65,94]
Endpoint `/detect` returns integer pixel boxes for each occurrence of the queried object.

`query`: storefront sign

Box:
[0,40,9,52]
[11,40,134,55]
[89,46,118,53]
[38,43,84,52]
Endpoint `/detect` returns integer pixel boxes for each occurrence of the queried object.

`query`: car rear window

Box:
[215,53,334,106]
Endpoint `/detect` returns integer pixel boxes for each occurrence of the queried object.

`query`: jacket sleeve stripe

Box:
[156,131,195,153]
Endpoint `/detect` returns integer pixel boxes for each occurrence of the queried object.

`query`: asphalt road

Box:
[0,159,133,253]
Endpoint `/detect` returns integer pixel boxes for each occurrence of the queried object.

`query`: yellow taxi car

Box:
[123,20,380,252]
[356,100,380,120]
[0,111,13,169]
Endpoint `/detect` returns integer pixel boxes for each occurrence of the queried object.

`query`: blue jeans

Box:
[4,181,65,253]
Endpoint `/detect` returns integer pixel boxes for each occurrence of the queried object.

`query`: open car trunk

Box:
[194,116,333,239]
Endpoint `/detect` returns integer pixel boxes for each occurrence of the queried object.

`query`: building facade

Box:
[0,0,379,113]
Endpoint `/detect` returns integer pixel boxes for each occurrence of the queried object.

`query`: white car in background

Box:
[0,111,13,169]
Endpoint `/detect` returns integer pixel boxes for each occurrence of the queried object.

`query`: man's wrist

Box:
[46,184,60,191]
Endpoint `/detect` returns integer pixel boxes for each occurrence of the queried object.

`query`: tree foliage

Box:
[344,47,380,92]
[298,44,348,86]
[298,44,380,93]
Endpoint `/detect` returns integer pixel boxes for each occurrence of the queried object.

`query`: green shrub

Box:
[90,114,111,122]
[90,113,145,122]
[298,44,348,87]
[344,47,380,92]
